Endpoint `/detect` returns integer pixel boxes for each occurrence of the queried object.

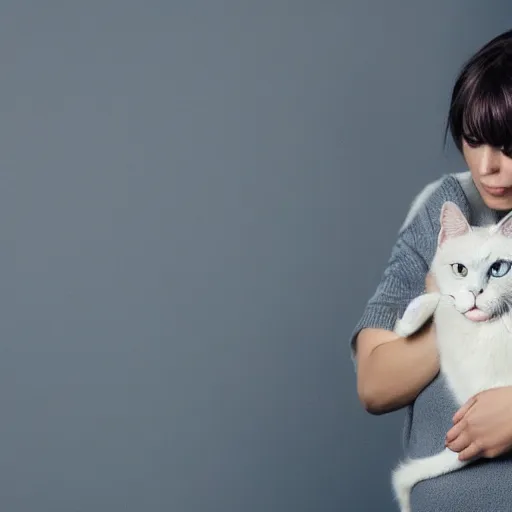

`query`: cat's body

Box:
[391,202,512,512]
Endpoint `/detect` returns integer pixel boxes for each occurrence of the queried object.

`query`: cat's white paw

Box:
[394,319,417,339]
[395,293,440,338]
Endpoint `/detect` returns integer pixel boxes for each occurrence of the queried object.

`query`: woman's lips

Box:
[482,184,512,197]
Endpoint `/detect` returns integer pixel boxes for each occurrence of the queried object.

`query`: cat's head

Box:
[432,202,512,322]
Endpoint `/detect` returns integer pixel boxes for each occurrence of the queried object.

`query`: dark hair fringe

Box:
[446,29,512,155]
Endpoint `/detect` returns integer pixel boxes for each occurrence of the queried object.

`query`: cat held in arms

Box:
[391,201,512,512]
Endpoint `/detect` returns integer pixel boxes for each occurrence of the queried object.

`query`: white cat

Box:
[391,201,512,512]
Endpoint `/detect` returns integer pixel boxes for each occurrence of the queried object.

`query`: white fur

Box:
[391,201,512,512]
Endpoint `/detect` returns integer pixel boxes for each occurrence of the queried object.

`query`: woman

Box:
[352,28,512,511]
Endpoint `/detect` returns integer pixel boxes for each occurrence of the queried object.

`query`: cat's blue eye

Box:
[490,260,512,278]
[451,263,468,277]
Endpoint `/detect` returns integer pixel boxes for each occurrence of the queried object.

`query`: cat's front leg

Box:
[394,292,441,338]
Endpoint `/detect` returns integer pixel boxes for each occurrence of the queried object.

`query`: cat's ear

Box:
[438,201,471,247]
[496,210,512,238]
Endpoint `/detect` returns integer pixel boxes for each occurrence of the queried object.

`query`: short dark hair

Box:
[447,29,512,155]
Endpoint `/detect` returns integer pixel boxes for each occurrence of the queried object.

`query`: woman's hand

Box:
[445,386,512,461]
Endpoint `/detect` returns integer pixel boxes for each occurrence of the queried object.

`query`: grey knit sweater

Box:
[351,171,512,512]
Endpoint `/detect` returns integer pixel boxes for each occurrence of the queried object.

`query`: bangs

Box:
[461,78,512,150]
[447,40,512,153]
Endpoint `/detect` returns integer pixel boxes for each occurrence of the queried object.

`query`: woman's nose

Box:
[479,146,502,175]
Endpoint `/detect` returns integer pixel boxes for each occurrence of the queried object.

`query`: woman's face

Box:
[463,139,512,211]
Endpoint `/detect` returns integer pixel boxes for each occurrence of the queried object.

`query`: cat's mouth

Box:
[464,307,492,322]
[447,294,503,322]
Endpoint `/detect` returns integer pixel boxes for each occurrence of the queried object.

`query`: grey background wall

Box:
[0,1,510,511]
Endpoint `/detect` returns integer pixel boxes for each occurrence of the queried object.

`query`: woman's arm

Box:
[356,323,438,415]
[356,273,440,414]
